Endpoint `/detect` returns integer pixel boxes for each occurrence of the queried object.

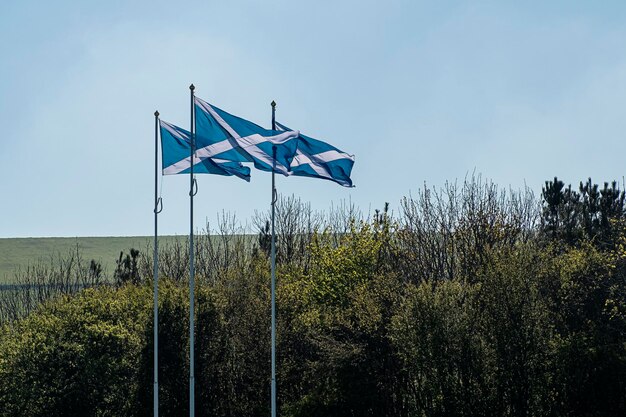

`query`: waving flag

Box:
[160,119,250,181]
[275,122,354,187]
[194,97,299,175]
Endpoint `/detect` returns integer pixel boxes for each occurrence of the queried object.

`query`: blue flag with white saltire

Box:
[275,122,355,187]
[194,97,300,176]
[160,119,251,181]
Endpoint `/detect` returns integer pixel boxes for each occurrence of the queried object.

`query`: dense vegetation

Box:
[1,176,625,417]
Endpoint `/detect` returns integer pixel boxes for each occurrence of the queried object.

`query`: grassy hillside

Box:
[0,236,185,283]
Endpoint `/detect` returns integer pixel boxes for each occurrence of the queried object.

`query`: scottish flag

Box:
[160,119,250,181]
[194,97,300,176]
[275,122,354,187]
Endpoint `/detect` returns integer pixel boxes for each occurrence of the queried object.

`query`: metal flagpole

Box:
[153,110,162,417]
[189,84,196,417]
[270,100,277,417]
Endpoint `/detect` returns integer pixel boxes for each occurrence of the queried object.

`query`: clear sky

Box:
[1,0,625,237]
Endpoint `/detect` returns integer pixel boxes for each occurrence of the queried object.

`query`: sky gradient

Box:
[1,0,625,237]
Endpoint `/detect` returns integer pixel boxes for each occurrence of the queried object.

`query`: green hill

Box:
[0,236,185,283]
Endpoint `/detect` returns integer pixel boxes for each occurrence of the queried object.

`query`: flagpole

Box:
[270,100,277,417]
[153,110,161,417]
[189,84,196,417]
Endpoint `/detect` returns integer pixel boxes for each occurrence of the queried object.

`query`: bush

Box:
[1,179,626,417]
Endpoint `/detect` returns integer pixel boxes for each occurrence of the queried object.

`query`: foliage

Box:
[114,248,141,286]
[1,177,626,417]
[541,177,626,248]
[0,285,151,416]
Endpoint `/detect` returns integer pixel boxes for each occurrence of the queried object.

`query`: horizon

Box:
[2,173,625,238]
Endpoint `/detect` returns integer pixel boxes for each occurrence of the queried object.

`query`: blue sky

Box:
[1,1,625,237]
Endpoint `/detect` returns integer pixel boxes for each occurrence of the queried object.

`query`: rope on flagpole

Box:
[190,178,198,197]
[156,176,164,214]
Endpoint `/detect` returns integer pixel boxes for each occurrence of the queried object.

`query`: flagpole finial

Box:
[190,84,195,91]
[271,100,276,108]
[154,110,159,117]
